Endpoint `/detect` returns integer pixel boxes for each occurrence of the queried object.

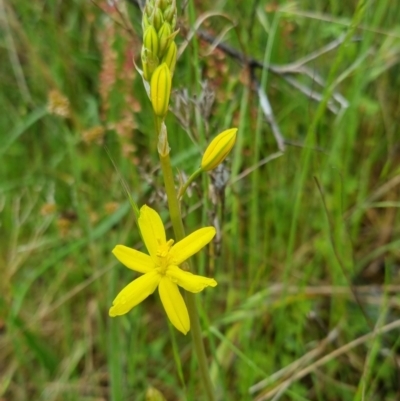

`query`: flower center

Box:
[156,238,174,273]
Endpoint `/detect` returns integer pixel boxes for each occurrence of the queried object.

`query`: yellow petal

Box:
[139,205,166,259]
[167,265,217,293]
[158,277,190,335]
[109,270,160,317]
[170,227,216,265]
[112,245,154,273]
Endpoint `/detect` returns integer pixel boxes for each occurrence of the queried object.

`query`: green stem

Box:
[159,151,185,239]
[157,126,216,401]
[178,167,203,200]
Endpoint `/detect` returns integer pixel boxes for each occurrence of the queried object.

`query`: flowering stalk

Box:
[109,1,235,399]
[142,1,216,398]
[156,118,217,401]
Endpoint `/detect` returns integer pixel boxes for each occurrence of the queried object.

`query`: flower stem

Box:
[158,129,216,401]
[185,291,216,401]
[159,151,185,239]
[178,167,203,200]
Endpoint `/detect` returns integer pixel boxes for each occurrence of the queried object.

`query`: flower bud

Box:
[161,41,177,76]
[141,48,159,82]
[150,63,171,117]
[163,4,175,24]
[143,26,159,56]
[152,8,164,31]
[159,0,170,9]
[201,128,237,171]
[146,387,166,401]
[142,13,150,31]
[158,22,172,57]
[171,15,177,31]
[145,2,154,17]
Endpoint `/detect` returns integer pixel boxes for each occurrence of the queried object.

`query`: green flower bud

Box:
[150,63,171,117]
[142,48,159,82]
[163,4,175,24]
[145,2,154,17]
[201,128,237,171]
[158,22,172,57]
[153,8,164,31]
[159,0,170,9]
[142,13,150,31]
[162,41,177,76]
[143,26,159,56]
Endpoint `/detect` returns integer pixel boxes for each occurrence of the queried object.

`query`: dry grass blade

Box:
[249,328,339,394]
[253,319,400,400]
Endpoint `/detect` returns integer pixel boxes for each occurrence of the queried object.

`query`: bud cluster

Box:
[141,0,178,82]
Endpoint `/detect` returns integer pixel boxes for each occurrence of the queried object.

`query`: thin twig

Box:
[280,75,340,114]
[231,152,284,184]
[197,29,351,114]
[254,77,286,152]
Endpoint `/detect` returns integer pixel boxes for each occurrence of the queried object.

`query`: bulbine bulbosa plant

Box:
[108,0,237,399]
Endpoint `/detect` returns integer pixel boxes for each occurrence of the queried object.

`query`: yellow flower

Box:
[109,205,217,335]
[201,128,237,171]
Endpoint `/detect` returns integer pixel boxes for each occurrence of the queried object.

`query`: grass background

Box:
[1,0,400,400]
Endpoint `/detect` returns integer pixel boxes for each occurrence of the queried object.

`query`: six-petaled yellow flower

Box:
[109,205,217,335]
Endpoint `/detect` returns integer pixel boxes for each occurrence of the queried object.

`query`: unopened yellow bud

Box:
[201,128,237,171]
[143,26,159,56]
[150,63,171,117]
[162,41,177,76]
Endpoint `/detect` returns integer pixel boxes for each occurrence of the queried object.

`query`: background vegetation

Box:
[1,0,400,400]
